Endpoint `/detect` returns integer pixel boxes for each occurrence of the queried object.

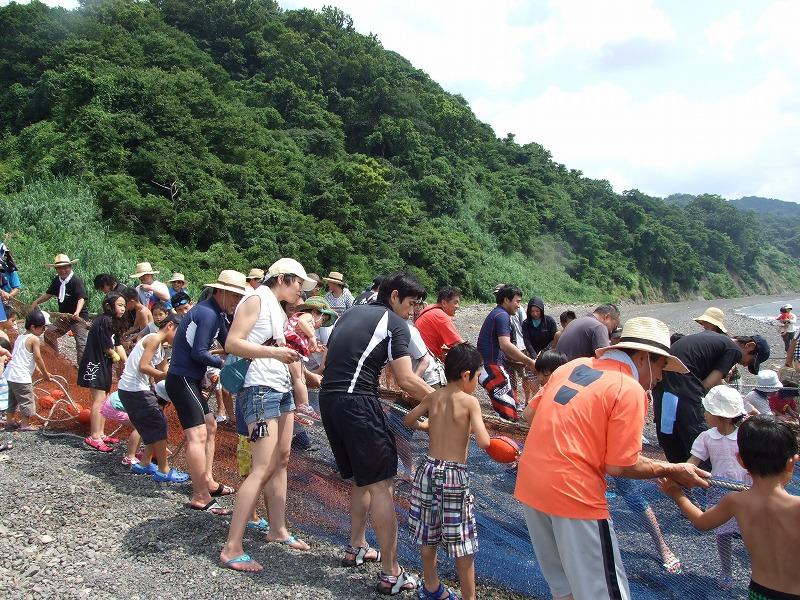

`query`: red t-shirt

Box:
[514,358,647,519]
[415,305,463,361]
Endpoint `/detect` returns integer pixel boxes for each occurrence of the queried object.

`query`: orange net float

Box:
[486,435,521,464]
[50,389,65,400]
[64,403,81,418]
[77,408,91,425]
[38,395,55,411]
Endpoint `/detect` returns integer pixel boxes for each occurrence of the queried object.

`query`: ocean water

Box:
[734,297,800,322]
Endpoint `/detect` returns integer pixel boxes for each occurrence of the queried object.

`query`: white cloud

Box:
[754,0,800,67]
[703,10,744,63]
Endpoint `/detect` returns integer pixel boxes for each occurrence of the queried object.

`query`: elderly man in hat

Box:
[515,317,710,600]
[31,253,90,364]
[166,270,247,516]
[654,326,770,464]
[130,262,170,310]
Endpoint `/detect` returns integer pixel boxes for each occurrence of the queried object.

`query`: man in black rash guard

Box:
[320,271,433,595]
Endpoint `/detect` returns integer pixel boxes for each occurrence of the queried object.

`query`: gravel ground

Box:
[0,292,795,599]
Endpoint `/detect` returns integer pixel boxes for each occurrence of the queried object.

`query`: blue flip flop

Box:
[272,534,309,550]
[246,518,269,532]
[221,553,262,573]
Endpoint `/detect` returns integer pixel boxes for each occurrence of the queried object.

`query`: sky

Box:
[10,0,800,203]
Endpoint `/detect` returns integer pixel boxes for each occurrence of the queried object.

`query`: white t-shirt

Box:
[137,281,170,308]
[511,307,526,351]
[118,333,164,392]
[237,287,291,393]
[408,323,443,387]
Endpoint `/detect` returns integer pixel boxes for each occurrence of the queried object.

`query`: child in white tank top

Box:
[4,311,52,430]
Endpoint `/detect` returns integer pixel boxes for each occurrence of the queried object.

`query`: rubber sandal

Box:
[121,456,140,466]
[101,435,119,444]
[662,556,682,574]
[152,468,190,483]
[419,582,460,600]
[377,568,419,596]
[246,518,270,532]
[131,462,159,475]
[271,534,309,550]
[84,436,113,452]
[186,500,232,516]
[221,553,262,573]
[342,544,381,567]
[209,483,235,497]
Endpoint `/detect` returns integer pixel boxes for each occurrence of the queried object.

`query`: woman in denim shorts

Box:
[219,258,318,573]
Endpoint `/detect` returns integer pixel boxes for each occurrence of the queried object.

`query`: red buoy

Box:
[486,436,521,464]
[77,408,91,425]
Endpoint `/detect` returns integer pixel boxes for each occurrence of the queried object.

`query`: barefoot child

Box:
[661,414,800,599]
[403,343,491,600]
[79,292,127,452]
[117,314,188,482]
[4,311,52,430]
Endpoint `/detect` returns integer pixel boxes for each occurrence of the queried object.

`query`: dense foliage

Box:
[1,0,798,304]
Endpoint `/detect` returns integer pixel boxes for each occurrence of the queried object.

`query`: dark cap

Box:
[25,310,49,329]
[748,334,771,375]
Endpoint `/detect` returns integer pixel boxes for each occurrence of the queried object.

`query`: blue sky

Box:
[9,0,800,203]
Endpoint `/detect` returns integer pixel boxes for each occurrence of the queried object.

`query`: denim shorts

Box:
[237,385,295,426]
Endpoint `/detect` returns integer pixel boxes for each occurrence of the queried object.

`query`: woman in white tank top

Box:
[219,259,316,572]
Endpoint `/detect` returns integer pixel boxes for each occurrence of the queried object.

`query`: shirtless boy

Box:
[404,342,491,600]
[660,415,800,599]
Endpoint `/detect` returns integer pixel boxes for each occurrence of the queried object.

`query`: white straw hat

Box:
[46,253,78,267]
[203,270,248,295]
[596,317,688,373]
[168,272,186,283]
[130,262,159,278]
[267,258,317,292]
[246,268,264,281]
[702,385,745,418]
[694,307,727,333]
[754,369,783,392]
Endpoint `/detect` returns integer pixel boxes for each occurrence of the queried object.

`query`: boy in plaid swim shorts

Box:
[404,343,491,600]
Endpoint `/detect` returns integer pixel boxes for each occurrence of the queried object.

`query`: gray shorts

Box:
[8,381,35,417]
[522,504,630,600]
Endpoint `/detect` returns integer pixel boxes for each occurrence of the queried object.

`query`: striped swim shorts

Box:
[408,456,477,558]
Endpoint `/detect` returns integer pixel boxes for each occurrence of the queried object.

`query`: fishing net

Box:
[27,344,800,599]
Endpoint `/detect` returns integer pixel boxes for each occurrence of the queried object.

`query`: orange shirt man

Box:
[415,286,463,361]
[514,317,708,600]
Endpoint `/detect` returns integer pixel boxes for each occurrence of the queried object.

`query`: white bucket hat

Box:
[168,272,186,283]
[694,307,727,333]
[596,316,688,373]
[267,258,317,292]
[754,369,783,392]
[782,303,793,311]
[702,385,745,418]
[130,262,159,278]
[203,270,248,295]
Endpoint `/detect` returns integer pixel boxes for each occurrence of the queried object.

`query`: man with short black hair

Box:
[319,271,432,594]
[477,285,536,421]
[353,275,384,306]
[415,286,464,361]
[555,303,620,361]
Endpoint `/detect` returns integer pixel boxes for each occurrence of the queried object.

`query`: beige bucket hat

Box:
[130,262,160,278]
[596,316,688,373]
[694,307,726,333]
[322,271,346,286]
[47,254,78,267]
[168,272,186,283]
[246,268,265,281]
[203,270,248,295]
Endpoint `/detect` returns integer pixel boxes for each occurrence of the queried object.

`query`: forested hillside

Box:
[1,0,798,304]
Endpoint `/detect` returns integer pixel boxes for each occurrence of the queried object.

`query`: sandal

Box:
[419,582,460,600]
[101,435,119,444]
[269,534,309,551]
[186,500,232,516]
[342,544,381,567]
[377,568,419,595]
[221,553,263,573]
[84,436,113,452]
[209,483,235,497]
[246,518,270,532]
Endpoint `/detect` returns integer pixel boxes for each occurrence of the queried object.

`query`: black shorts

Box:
[165,373,209,430]
[319,392,397,487]
[118,388,167,445]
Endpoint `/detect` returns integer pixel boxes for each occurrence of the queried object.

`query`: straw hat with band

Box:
[323,271,346,286]
[204,270,248,295]
[130,262,159,278]
[693,307,726,334]
[754,369,783,392]
[267,258,317,292]
[702,385,745,419]
[596,316,689,373]
[295,296,338,327]
[168,272,186,283]
[47,254,78,268]
[246,268,264,281]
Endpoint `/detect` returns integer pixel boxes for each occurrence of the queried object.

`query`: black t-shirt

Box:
[320,302,411,396]
[657,331,742,403]
[353,289,377,306]
[46,275,89,318]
